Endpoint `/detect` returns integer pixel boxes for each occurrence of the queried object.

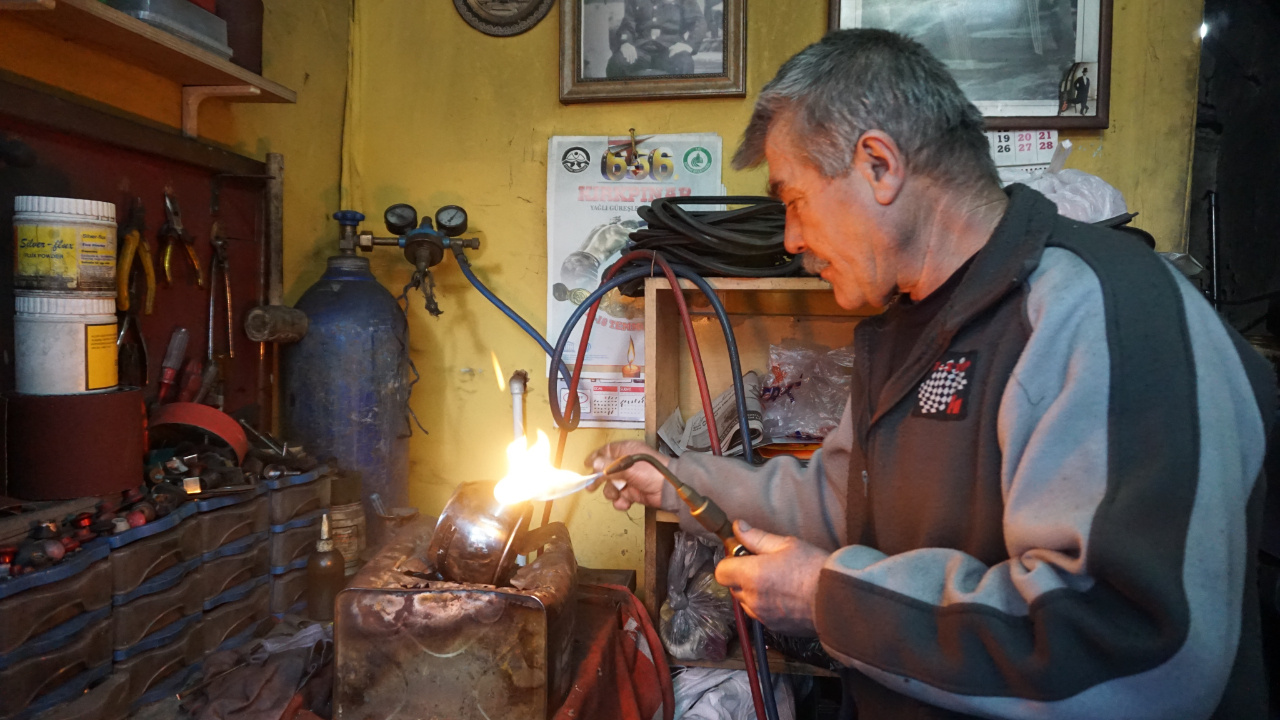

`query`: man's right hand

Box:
[585,440,668,511]
[620,43,638,64]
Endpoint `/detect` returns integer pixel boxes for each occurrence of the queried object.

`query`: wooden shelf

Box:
[668,647,838,678]
[647,276,874,318]
[648,277,836,292]
[655,509,679,523]
[1,0,295,103]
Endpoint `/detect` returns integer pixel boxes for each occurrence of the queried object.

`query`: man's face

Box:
[765,121,899,311]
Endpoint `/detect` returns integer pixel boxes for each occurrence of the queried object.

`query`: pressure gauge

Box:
[436,205,469,237]
[384,203,418,236]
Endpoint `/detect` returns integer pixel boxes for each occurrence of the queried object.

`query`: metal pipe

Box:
[510,370,528,441]
[1207,190,1221,310]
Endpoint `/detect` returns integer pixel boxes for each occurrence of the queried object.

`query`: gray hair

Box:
[734,29,998,186]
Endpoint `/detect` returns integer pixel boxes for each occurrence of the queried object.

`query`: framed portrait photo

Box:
[829,0,1113,129]
[560,0,746,103]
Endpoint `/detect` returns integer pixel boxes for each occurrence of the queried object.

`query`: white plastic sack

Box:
[1024,168,1127,224]
[673,667,796,720]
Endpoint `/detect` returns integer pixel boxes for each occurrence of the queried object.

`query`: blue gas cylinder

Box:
[282,251,410,513]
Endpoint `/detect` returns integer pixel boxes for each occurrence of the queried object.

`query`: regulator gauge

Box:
[384,203,418,236]
[436,205,469,237]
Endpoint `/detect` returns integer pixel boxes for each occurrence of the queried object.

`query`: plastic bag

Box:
[761,342,856,440]
[1024,168,1127,224]
[660,532,734,661]
[673,667,797,720]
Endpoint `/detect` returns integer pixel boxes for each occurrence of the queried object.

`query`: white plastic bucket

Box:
[13,196,117,291]
[14,292,119,394]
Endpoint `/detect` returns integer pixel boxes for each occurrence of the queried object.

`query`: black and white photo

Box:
[830,0,1112,128]
[561,0,745,103]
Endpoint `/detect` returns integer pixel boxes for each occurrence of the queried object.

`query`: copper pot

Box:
[427,481,532,585]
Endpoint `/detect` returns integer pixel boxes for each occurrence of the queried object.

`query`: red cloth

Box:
[556,584,674,720]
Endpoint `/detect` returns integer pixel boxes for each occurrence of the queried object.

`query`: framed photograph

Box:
[829,0,1113,129]
[454,0,557,36]
[561,0,746,104]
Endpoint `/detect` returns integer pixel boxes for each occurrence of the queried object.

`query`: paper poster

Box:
[547,133,723,428]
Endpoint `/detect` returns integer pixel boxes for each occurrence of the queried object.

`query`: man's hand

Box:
[668,42,694,57]
[620,42,638,64]
[585,441,668,511]
[715,521,828,636]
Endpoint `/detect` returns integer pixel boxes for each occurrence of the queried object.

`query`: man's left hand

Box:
[715,521,828,636]
[668,42,694,57]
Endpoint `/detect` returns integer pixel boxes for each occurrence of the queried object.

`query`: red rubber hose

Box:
[545,250,721,522]
[544,249,768,720]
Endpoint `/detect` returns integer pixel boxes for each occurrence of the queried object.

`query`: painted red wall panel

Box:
[0,116,267,414]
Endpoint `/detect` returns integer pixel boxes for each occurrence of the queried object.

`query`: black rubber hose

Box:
[546,267,654,430]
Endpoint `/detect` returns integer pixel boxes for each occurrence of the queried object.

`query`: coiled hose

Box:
[629,196,800,277]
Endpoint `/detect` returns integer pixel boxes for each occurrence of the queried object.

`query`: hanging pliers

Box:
[159,193,205,288]
[115,198,156,314]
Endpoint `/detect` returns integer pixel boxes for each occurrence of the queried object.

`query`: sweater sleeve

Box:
[812,246,1270,719]
[663,398,851,553]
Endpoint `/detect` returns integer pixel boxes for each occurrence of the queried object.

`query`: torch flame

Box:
[491,351,505,392]
[493,430,594,506]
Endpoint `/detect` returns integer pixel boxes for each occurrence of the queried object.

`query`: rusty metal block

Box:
[335,518,576,720]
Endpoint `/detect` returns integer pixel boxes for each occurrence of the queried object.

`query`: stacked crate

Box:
[0,540,113,720]
[193,489,271,656]
[265,467,330,618]
[108,503,205,706]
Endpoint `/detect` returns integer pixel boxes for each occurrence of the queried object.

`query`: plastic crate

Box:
[114,621,202,708]
[197,533,269,609]
[268,510,322,575]
[112,576,203,660]
[108,506,201,600]
[196,493,268,557]
[30,671,130,720]
[199,581,269,654]
[269,566,307,617]
[0,615,111,720]
[263,467,330,525]
[0,552,110,656]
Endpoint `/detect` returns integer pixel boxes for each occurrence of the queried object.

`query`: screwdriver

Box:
[158,328,189,402]
[603,454,748,557]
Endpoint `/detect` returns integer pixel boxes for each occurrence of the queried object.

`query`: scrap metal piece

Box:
[335,518,576,720]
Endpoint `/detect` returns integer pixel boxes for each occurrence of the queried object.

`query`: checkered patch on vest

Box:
[913,352,976,420]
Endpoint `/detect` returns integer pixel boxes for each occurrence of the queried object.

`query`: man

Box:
[1075,66,1092,114]
[590,30,1274,719]
[606,0,707,78]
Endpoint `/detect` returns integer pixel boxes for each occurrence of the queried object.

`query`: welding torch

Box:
[601,454,749,558]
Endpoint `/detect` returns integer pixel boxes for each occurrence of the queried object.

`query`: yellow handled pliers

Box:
[159,193,205,288]
[116,199,156,314]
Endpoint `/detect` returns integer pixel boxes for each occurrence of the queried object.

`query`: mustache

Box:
[800,252,830,275]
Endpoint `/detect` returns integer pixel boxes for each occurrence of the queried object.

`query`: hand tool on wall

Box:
[115,199,156,314]
[159,193,205,288]
[195,230,235,407]
[158,328,190,402]
[116,312,149,387]
[208,232,235,361]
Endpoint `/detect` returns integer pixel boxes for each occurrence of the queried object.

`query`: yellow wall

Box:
[0,0,351,302]
[344,0,1206,579]
[0,0,1207,581]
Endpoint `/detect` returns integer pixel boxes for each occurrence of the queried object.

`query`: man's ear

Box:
[852,130,906,206]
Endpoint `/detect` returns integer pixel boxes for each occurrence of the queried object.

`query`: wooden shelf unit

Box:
[1,0,295,103]
[642,276,869,677]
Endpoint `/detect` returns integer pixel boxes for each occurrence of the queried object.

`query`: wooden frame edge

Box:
[560,0,747,104]
[826,0,1113,130]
